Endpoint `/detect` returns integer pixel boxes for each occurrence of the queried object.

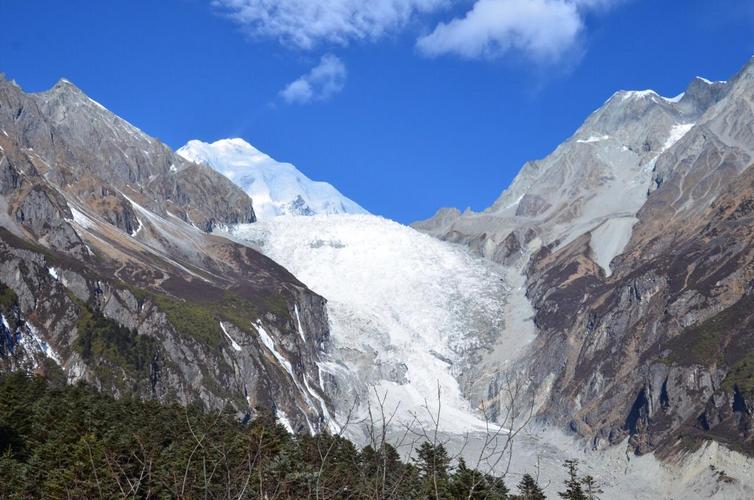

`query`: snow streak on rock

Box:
[219,322,242,352]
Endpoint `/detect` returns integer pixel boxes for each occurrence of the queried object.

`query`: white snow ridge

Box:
[177,138,368,219]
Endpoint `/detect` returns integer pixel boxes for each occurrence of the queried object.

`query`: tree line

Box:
[0,370,600,499]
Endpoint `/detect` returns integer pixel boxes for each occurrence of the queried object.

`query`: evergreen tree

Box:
[451,457,509,499]
[516,473,547,500]
[0,372,558,499]
[581,474,603,500]
[415,441,452,499]
[558,460,587,500]
[0,449,26,497]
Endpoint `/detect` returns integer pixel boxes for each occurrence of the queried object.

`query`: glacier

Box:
[177,138,368,219]
[224,214,753,500]
[228,214,514,434]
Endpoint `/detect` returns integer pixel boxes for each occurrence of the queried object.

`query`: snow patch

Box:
[130,217,142,237]
[23,322,61,365]
[276,409,295,433]
[501,193,525,210]
[219,322,242,352]
[302,376,338,433]
[622,90,656,101]
[48,267,59,280]
[69,206,96,229]
[663,123,695,151]
[87,96,107,111]
[293,304,306,342]
[119,192,213,282]
[577,134,610,144]
[254,320,295,380]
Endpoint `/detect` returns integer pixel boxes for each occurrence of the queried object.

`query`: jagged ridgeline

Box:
[0,75,333,433]
[414,57,754,458]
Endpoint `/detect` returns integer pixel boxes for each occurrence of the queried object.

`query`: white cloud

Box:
[280,54,347,104]
[214,0,626,66]
[212,0,449,49]
[417,0,622,62]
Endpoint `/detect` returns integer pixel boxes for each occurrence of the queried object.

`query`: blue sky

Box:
[1,0,753,223]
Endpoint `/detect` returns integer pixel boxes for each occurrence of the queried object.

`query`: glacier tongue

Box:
[228,214,512,434]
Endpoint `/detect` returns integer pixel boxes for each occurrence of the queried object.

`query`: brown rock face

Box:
[417,57,754,458]
[522,60,754,456]
[0,76,334,433]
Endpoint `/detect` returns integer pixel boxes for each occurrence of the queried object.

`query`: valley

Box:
[2,52,754,498]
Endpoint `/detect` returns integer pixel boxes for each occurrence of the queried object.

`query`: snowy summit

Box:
[177,138,368,219]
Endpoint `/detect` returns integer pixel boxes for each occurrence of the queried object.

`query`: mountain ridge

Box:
[0,75,334,433]
[414,56,754,462]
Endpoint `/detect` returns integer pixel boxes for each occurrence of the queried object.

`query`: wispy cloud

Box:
[280,54,347,104]
[417,0,625,62]
[212,0,449,50]
[214,0,627,67]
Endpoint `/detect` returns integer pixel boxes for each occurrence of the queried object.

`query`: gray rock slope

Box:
[0,75,333,433]
[415,75,727,275]
[415,57,754,460]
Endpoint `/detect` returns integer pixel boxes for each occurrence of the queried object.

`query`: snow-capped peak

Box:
[177,138,368,219]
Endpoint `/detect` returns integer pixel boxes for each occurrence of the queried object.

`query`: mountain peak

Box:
[44,77,114,113]
[51,77,84,94]
[222,137,255,148]
[676,75,728,112]
[177,138,368,219]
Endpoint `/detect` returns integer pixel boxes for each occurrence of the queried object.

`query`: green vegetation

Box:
[0,227,56,262]
[557,460,601,500]
[126,286,290,350]
[516,473,547,500]
[666,298,751,366]
[0,282,17,317]
[75,310,158,385]
[723,352,754,397]
[134,287,224,349]
[0,372,589,499]
[663,296,754,398]
[67,290,159,392]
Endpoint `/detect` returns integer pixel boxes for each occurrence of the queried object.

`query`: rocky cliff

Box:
[415,57,754,458]
[0,75,334,433]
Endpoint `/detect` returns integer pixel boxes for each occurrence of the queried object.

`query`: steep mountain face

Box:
[3,79,256,233]
[0,76,333,432]
[177,138,368,219]
[415,75,725,274]
[415,57,754,458]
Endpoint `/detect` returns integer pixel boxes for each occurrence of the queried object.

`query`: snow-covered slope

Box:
[227,215,513,434]
[177,138,368,219]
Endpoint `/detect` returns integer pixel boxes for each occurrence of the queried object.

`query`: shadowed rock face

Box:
[0,76,334,433]
[416,57,754,457]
